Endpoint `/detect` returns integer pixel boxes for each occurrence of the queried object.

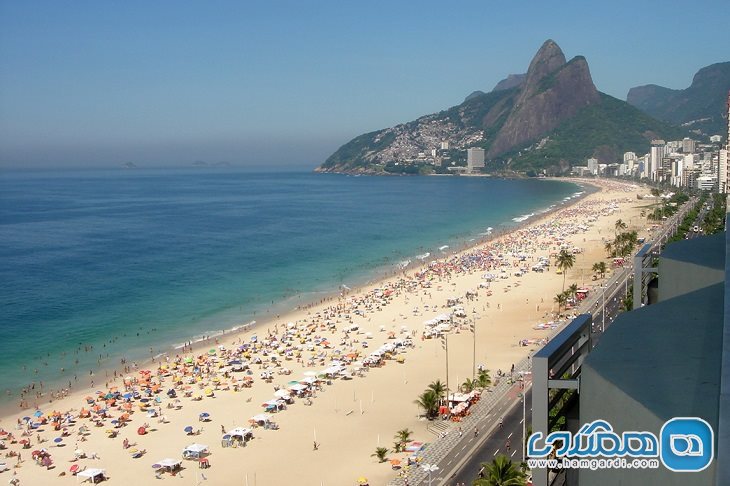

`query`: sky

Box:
[0,0,728,169]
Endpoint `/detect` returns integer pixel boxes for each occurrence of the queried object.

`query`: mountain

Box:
[318,40,682,175]
[627,62,730,136]
[492,73,526,92]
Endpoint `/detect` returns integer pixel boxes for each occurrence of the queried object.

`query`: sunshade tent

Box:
[157,458,181,468]
[77,468,105,483]
[228,427,253,439]
[182,443,209,459]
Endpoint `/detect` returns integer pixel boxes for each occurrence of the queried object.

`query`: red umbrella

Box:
[70,464,80,474]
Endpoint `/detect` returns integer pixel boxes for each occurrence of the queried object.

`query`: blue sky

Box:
[0,0,728,169]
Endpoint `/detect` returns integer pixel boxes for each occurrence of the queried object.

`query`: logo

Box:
[660,417,713,472]
[527,417,714,472]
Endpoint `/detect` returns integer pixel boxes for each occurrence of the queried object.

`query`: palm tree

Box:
[604,241,613,257]
[474,455,528,485]
[592,261,607,279]
[371,446,389,463]
[394,428,412,449]
[555,250,575,292]
[476,369,491,388]
[567,283,578,301]
[614,219,627,236]
[462,378,476,393]
[414,389,439,419]
[554,293,567,314]
[428,379,447,401]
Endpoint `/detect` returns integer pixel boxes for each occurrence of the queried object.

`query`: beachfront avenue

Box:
[526,417,714,472]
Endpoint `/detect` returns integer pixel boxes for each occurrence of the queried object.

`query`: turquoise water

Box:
[0,169,580,404]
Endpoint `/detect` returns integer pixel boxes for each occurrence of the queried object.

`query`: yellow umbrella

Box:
[357,478,368,484]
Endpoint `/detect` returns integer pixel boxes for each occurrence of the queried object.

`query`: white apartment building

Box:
[466,147,485,171]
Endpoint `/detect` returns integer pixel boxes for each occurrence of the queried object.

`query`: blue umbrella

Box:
[199,413,210,419]
[22,416,30,422]
[123,393,133,400]
[184,426,193,433]
[33,411,43,417]
[53,437,63,443]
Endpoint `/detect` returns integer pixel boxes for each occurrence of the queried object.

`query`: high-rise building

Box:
[719,149,728,194]
[649,140,666,181]
[440,141,450,150]
[623,152,636,163]
[466,148,485,171]
[720,91,730,193]
[587,158,599,175]
[682,137,696,154]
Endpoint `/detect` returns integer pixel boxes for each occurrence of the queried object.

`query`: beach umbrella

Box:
[69,464,80,474]
[184,426,193,434]
[33,410,43,417]
[199,412,210,420]
[152,464,161,469]
[53,437,63,444]
[357,477,369,484]
[22,417,30,422]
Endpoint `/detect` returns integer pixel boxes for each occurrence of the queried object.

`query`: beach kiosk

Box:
[76,468,106,483]
[182,443,209,460]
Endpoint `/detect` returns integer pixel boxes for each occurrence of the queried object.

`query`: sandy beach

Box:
[0,178,656,486]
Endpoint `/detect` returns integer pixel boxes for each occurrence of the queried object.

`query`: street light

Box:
[421,464,439,486]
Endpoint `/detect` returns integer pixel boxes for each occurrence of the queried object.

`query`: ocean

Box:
[0,168,580,407]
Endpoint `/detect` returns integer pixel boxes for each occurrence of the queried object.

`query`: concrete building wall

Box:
[657,233,725,302]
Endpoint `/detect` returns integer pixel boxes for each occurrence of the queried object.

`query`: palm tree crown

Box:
[556,249,575,292]
[474,455,528,485]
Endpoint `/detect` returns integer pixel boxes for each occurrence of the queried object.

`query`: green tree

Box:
[371,446,389,463]
[414,389,439,419]
[592,261,607,279]
[556,249,576,292]
[473,455,528,485]
[428,379,447,401]
[462,378,476,393]
[476,369,492,388]
[394,428,412,449]
[614,219,627,235]
[554,293,568,314]
[567,283,579,300]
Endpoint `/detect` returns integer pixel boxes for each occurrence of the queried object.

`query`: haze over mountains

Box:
[319,40,723,175]
[627,62,730,136]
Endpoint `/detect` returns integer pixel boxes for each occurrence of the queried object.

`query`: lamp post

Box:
[471,317,476,382]
[421,464,439,486]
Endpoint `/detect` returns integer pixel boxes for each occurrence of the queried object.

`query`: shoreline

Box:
[1,178,588,417]
[0,178,651,486]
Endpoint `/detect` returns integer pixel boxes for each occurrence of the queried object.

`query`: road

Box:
[444,388,533,485]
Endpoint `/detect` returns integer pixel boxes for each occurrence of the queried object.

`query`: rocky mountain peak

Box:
[487,41,599,157]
